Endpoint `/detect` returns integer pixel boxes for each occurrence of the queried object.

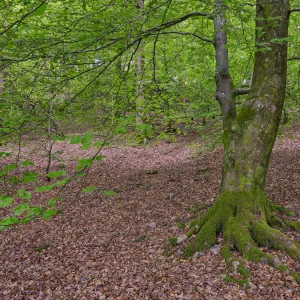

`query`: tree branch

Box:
[141,11,213,37]
[289,8,300,13]
[150,31,214,44]
[288,57,300,61]
[234,88,250,96]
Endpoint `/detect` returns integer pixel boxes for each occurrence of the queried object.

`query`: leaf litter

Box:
[0,124,300,299]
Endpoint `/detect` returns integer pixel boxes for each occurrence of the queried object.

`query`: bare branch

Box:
[289,8,300,13]
[288,57,300,61]
[234,88,250,96]
[141,11,213,37]
[150,31,214,44]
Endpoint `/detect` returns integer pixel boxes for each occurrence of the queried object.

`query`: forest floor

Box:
[0,123,300,299]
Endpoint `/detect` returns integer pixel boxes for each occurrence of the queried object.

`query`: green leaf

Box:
[82,186,97,193]
[93,141,103,147]
[0,196,13,208]
[13,203,30,216]
[52,135,66,141]
[70,136,81,144]
[17,188,25,197]
[0,152,11,158]
[0,216,18,228]
[25,207,42,218]
[43,209,59,220]
[136,123,152,131]
[95,155,105,161]
[20,160,34,167]
[8,176,19,185]
[22,172,39,183]
[32,3,47,16]
[51,177,71,187]
[0,128,11,133]
[46,170,66,178]
[81,132,93,144]
[76,158,93,170]
[3,163,17,171]
[81,143,91,150]
[115,127,126,134]
[35,185,53,192]
[17,188,32,199]
[103,190,117,196]
[94,141,110,147]
[24,192,31,199]
[48,197,60,207]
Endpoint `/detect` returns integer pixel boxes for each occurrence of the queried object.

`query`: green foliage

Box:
[70,136,81,144]
[0,196,14,208]
[43,209,60,220]
[168,237,178,247]
[0,216,19,230]
[82,186,97,193]
[13,203,30,216]
[103,190,117,197]
[292,273,300,284]
[177,220,186,230]
[34,244,50,253]
[17,188,32,200]
[48,197,60,207]
[46,170,66,179]
[22,172,40,183]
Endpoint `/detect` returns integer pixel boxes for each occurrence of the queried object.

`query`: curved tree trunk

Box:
[183,0,300,270]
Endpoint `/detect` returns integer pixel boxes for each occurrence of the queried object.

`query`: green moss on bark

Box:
[183,189,299,269]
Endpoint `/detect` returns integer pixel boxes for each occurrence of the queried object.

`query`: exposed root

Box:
[266,210,287,229]
[267,204,299,230]
[174,206,217,245]
[179,190,299,274]
[252,221,300,258]
[184,214,220,258]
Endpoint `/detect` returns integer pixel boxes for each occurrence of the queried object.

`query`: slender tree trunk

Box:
[183,0,300,269]
[136,0,145,126]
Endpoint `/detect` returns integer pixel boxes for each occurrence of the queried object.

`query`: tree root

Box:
[174,190,299,278]
[267,204,300,231]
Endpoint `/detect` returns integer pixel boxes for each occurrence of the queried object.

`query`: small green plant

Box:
[286,210,295,217]
[177,220,186,230]
[168,237,178,247]
[224,274,234,283]
[278,265,287,272]
[292,273,300,284]
[34,244,50,253]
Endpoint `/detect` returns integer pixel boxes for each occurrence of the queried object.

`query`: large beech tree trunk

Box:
[183,0,300,268]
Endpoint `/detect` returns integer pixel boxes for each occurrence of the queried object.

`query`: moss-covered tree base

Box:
[181,189,300,271]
